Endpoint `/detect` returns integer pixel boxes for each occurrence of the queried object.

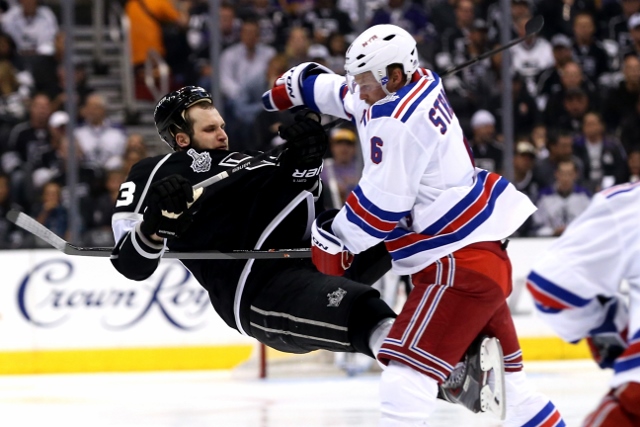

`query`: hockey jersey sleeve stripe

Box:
[343,186,410,237]
[521,401,564,427]
[302,74,321,112]
[383,176,509,260]
[525,271,591,310]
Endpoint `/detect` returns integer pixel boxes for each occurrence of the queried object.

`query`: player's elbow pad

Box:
[311,209,354,276]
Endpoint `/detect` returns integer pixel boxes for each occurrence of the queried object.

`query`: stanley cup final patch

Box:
[327,288,347,307]
[187,149,212,173]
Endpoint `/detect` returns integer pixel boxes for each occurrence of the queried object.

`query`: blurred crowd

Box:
[1,0,640,249]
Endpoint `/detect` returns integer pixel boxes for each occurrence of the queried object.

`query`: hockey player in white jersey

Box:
[263,24,565,427]
[527,181,640,426]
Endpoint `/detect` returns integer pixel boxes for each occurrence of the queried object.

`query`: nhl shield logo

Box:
[187,149,212,173]
[327,288,347,307]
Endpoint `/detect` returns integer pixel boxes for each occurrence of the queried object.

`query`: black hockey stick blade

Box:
[442,15,545,77]
[6,209,311,260]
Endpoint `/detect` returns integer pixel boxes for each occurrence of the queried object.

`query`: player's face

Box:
[189,107,229,151]
[350,71,387,105]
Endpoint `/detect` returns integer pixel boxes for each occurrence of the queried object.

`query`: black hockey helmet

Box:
[154,86,213,150]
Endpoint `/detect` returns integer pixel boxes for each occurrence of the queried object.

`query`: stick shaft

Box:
[6,210,311,260]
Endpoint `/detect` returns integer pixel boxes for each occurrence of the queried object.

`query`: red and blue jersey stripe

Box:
[522,401,565,427]
[526,271,591,313]
[344,186,410,239]
[383,170,509,261]
[369,73,441,123]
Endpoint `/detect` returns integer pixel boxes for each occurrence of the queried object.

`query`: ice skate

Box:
[439,336,506,420]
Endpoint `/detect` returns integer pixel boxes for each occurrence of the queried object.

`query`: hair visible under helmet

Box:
[344,24,419,93]
[154,86,213,151]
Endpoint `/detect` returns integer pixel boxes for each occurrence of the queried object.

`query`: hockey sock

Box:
[583,383,640,427]
[348,295,396,358]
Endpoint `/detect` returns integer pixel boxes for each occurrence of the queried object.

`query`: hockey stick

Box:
[6,209,311,260]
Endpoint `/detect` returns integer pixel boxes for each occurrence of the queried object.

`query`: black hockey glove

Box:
[140,174,197,240]
[278,111,328,181]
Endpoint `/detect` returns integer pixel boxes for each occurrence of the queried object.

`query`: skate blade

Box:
[479,337,506,420]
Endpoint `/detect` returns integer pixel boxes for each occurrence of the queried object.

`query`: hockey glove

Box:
[140,174,202,240]
[586,297,629,369]
[278,111,328,183]
[311,209,354,276]
[262,62,333,112]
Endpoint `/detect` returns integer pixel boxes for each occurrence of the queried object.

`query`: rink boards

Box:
[0,238,590,374]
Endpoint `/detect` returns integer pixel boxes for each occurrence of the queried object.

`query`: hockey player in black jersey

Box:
[110,86,501,414]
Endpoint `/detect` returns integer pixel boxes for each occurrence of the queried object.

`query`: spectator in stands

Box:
[0,172,28,249]
[573,111,627,192]
[0,60,28,143]
[219,16,276,135]
[511,13,555,97]
[535,0,597,40]
[81,168,127,247]
[271,0,315,52]
[536,34,578,112]
[487,71,540,139]
[533,129,585,189]
[468,109,503,174]
[33,180,68,242]
[321,125,361,209]
[125,0,189,99]
[0,92,52,211]
[547,86,592,133]
[122,147,146,175]
[512,140,540,237]
[325,31,347,74]
[188,1,241,86]
[74,93,127,174]
[305,0,353,46]
[237,0,277,46]
[570,11,612,85]
[0,0,57,56]
[0,0,58,94]
[437,0,475,72]
[369,0,433,58]
[0,31,34,95]
[618,149,640,183]
[605,0,640,56]
[619,93,640,154]
[125,133,148,158]
[620,11,640,59]
[48,60,94,115]
[232,53,288,151]
[602,53,640,132]
[533,159,591,237]
[283,25,312,68]
[220,19,276,103]
[33,111,98,203]
[530,123,549,158]
[430,0,457,36]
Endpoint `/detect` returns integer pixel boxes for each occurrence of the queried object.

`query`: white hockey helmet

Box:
[344,24,419,89]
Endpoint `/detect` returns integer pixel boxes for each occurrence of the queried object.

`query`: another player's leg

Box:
[583,382,640,427]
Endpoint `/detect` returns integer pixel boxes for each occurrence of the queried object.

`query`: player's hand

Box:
[262,62,333,112]
[140,175,201,240]
[278,111,328,169]
[311,209,354,276]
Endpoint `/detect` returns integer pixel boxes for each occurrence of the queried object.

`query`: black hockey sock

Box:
[348,295,396,358]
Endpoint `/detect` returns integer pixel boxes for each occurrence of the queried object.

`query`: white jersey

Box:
[304,69,536,274]
[528,181,640,341]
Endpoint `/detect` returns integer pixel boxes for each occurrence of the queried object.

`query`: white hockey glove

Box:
[262,62,333,112]
[311,209,354,276]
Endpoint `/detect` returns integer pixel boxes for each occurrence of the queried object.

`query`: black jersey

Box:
[111,147,323,331]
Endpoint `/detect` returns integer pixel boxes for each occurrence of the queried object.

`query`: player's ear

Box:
[175,132,190,149]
